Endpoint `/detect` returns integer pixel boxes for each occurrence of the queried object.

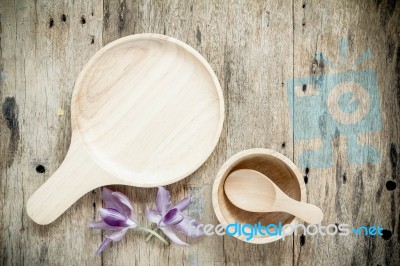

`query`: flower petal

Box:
[172,197,191,211]
[95,238,112,255]
[111,192,134,219]
[125,218,138,228]
[106,228,129,241]
[161,208,184,226]
[145,208,162,224]
[89,220,126,231]
[99,208,127,227]
[160,226,189,246]
[156,187,171,215]
[102,188,119,210]
[172,215,204,237]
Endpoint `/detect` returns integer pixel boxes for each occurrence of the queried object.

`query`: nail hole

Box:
[381,229,392,240]
[61,14,67,22]
[80,16,86,25]
[302,4,306,8]
[93,202,96,208]
[342,173,347,183]
[305,167,310,174]
[281,142,286,148]
[36,165,46,173]
[300,234,305,246]
[302,84,307,92]
[90,36,94,44]
[386,181,396,191]
[302,22,306,26]
[304,176,308,184]
[49,18,54,28]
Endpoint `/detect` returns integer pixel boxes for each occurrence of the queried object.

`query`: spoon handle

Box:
[277,199,324,224]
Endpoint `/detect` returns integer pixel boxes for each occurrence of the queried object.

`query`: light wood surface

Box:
[224,169,323,224]
[1,0,399,265]
[26,34,224,225]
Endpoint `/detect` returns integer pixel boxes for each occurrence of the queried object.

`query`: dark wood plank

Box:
[292,0,400,265]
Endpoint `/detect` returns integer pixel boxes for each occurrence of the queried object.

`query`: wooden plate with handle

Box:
[27,34,224,225]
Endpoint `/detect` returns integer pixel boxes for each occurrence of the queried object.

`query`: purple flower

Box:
[145,187,203,246]
[90,188,138,254]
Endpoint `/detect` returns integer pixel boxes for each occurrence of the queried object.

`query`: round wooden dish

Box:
[212,149,306,244]
[27,34,224,225]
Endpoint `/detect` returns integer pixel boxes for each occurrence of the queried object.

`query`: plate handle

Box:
[27,134,114,225]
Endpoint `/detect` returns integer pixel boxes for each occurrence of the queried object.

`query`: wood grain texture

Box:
[1,0,399,265]
[293,1,400,265]
[0,0,104,265]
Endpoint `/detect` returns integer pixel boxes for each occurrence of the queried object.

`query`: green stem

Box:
[137,226,169,245]
[146,226,159,242]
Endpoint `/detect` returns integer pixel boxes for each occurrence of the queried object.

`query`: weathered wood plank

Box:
[1,0,399,265]
[100,0,295,265]
[220,0,294,265]
[0,0,104,264]
[292,0,400,265]
[101,1,226,265]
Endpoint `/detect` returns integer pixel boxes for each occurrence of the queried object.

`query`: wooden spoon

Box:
[224,169,323,224]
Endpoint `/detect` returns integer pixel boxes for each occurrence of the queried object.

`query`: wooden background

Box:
[1,0,399,265]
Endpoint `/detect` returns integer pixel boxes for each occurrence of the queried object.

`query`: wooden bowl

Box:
[212,148,306,244]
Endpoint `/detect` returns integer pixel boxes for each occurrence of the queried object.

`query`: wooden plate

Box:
[27,34,224,224]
